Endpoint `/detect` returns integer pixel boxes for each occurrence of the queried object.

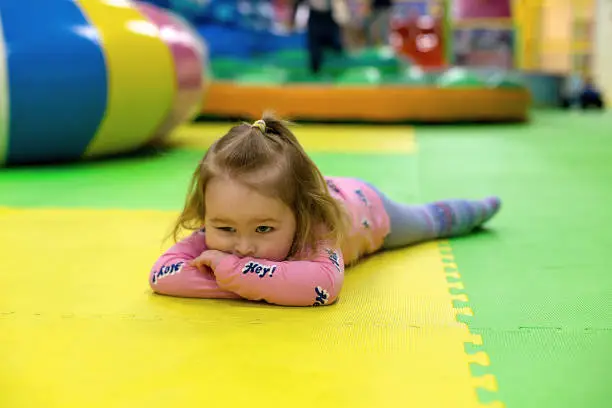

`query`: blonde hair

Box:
[172,113,350,258]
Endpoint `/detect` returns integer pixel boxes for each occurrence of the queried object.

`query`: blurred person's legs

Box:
[307,25,324,73]
[307,9,344,74]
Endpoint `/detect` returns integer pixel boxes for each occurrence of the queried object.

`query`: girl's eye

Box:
[256,226,273,233]
[217,227,236,233]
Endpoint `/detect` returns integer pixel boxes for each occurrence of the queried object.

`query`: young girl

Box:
[150,115,501,307]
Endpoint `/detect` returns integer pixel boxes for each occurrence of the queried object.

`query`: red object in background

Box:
[391,14,446,69]
[271,0,293,25]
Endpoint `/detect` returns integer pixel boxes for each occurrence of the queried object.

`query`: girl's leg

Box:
[372,187,501,250]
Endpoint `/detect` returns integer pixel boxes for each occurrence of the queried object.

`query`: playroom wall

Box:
[515,0,596,71]
[538,1,573,73]
[593,0,611,102]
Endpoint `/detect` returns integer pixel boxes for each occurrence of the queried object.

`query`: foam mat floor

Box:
[0,207,495,408]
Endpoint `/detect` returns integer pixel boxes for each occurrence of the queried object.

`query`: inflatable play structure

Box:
[0,0,208,166]
[204,49,528,122]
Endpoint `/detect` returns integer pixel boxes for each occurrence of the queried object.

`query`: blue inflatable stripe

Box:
[2,0,108,164]
[0,12,8,166]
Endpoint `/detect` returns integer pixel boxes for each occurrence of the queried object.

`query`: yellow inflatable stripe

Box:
[0,13,9,165]
[77,0,175,157]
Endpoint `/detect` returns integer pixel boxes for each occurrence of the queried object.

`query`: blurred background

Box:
[142,0,608,111]
[1,0,608,158]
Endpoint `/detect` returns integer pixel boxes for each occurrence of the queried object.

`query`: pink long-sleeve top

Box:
[149,177,391,307]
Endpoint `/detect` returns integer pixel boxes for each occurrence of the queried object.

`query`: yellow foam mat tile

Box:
[1,207,486,408]
[168,123,417,154]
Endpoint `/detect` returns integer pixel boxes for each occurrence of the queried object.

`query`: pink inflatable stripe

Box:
[135,2,205,138]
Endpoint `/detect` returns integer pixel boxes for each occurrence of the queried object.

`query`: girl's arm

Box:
[149,230,241,300]
[201,244,345,307]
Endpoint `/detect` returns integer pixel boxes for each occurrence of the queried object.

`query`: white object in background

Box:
[593,0,612,103]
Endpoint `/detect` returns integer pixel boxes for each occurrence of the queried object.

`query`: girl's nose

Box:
[234,239,255,257]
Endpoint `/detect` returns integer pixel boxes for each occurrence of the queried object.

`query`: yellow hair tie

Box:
[251,119,266,133]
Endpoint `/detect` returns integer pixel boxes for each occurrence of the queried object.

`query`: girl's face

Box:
[204,175,297,261]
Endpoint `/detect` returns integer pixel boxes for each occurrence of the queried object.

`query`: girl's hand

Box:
[189,250,230,274]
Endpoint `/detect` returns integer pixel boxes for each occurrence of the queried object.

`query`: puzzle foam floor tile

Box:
[0,207,494,408]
